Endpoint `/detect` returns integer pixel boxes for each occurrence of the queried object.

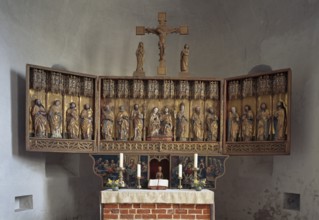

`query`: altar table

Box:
[101,189,214,220]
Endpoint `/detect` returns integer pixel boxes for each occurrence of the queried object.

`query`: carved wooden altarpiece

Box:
[25,13,291,190]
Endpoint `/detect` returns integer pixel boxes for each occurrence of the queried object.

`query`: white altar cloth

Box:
[101,189,214,204]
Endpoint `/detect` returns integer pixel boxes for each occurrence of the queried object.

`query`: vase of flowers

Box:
[193,179,206,191]
[107,179,120,191]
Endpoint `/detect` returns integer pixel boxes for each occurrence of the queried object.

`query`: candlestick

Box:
[194,153,198,168]
[178,177,183,189]
[137,176,142,189]
[178,164,182,178]
[137,164,141,178]
[192,167,199,182]
[119,153,124,168]
[117,167,126,188]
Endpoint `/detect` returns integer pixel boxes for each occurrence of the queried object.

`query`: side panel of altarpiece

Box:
[26,64,99,153]
[223,68,291,155]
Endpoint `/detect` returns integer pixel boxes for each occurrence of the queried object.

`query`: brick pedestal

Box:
[101,189,214,220]
[103,203,212,220]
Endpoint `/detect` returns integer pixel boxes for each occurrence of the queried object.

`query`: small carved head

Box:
[84,104,90,109]
[208,107,215,114]
[180,103,185,111]
[70,102,76,109]
[244,105,251,111]
[195,106,200,114]
[35,99,42,106]
[119,105,125,111]
[54,100,61,106]
[153,107,159,114]
[277,101,284,109]
[231,106,237,113]
[260,102,267,110]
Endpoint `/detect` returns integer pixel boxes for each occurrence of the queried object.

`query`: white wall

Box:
[1,0,319,219]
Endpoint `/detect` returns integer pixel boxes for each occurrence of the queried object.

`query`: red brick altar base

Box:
[103,203,212,220]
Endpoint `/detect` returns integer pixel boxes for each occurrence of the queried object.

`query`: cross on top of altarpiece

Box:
[136,12,189,75]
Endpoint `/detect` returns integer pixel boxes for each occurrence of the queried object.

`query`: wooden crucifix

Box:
[136,12,189,75]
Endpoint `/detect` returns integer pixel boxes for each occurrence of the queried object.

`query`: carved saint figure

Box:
[156,166,164,179]
[116,105,129,140]
[131,104,144,141]
[66,102,79,139]
[206,107,218,141]
[31,99,48,138]
[257,103,270,141]
[135,42,144,73]
[176,103,188,141]
[191,106,203,141]
[48,100,62,138]
[160,106,173,137]
[101,105,114,140]
[80,104,93,140]
[149,107,161,137]
[241,105,254,141]
[228,107,240,142]
[274,101,287,140]
[180,44,189,72]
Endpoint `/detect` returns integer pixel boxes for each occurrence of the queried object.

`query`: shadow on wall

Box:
[10,70,42,158]
[248,64,273,75]
[11,67,101,219]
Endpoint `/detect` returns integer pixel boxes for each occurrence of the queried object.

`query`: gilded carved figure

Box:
[31,99,48,138]
[66,102,79,139]
[206,107,218,141]
[274,101,287,140]
[257,103,270,141]
[135,42,144,73]
[228,107,240,142]
[101,105,114,141]
[160,106,173,137]
[48,100,62,138]
[149,107,161,137]
[176,103,188,141]
[156,166,164,179]
[241,105,254,141]
[180,44,189,73]
[191,106,203,141]
[80,104,93,140]
[131,104,144,141]
[116,105,129,141]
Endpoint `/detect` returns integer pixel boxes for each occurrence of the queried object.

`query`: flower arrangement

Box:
[193,179,206,191]
[107,179,120,190]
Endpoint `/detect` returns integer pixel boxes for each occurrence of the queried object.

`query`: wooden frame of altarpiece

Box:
[26,64,291,156]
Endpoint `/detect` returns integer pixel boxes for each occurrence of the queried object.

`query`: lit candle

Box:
[119,153,124,168]
[194,153,198,168]
[178,164,182,178]
[137,164,141,178]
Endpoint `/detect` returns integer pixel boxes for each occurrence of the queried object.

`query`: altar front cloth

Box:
[101,189,214,204]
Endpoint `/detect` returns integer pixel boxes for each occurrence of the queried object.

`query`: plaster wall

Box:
[0,0,319,219]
